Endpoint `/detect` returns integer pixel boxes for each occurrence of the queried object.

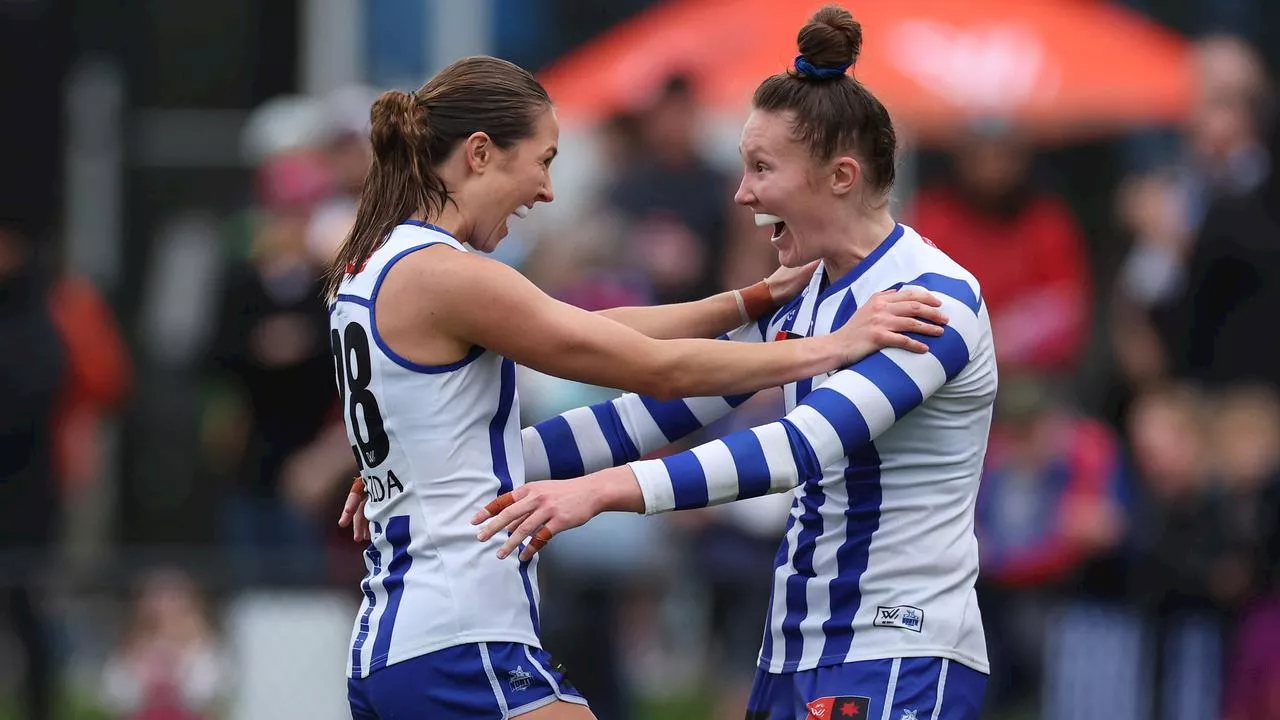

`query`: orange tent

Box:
[540,0,1193,142]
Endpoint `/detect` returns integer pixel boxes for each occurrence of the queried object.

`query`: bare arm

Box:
[597,261,818,340]
[426,251,848,400]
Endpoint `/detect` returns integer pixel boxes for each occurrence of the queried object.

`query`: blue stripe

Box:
[918,325,971,380]
[831,289,859,331]
[489,359,518,492]
[640,395,703,443]
[350,523,384,677]
[759,497,799,669]
[368,240,486,374]
[854,354,924,419]
[369,516,413,672]
[336,293,373,307]
[888,272,982,314]
[590,403,641,465]
[663,451,709,509]
[489,359,540,633]
[780,480,826,670]
[519,557,541,635]
[537,416,585,479]
[801,388,873,456]
[819,447,883,662]
[723,430,770,500]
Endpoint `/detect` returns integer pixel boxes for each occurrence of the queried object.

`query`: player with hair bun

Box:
[476,6,996,719]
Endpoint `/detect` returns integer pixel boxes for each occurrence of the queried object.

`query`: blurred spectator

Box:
[0,221,61,720]
[604,73,755,304]
[48,259,133,499]
[1126,383,1235,720]
[205,150,352,588]
[908,121,1091,375]
[99,567,228,720]
[974,375,1127,714]
[307,86,377,265]
[1167,110,1280,392]
[1109,36,1272,397]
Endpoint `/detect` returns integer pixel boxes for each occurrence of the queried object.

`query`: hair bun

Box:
[796,4,862,76]
[370,89,427,155]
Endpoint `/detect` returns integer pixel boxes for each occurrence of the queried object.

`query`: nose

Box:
[733,177,753,206]
[538,178,554,204]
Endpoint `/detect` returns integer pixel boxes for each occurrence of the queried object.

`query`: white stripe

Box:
[798,470,841,669]
[630,458,675,514]
[817,370,897,435]
[614,394,670,452]
[879,348,947,407]
[522,427,550,481]
[684,395,736,427]
[563,406,614,471]
[755,423,802,492]
[479,643,510,718]
[524,645,561,695]
[691,440,737,502]
[880,658,901,720]
[930,660,950,720]
[785,404,846,464]
[767,493,804,672]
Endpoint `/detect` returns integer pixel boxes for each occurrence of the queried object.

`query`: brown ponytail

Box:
[323,56,552,300]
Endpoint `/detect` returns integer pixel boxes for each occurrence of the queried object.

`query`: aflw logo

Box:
[874,605,924,633]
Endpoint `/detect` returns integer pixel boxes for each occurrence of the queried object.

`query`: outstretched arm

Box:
[478,276,985,559]
[596,262,815,339]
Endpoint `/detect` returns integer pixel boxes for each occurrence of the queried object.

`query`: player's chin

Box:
[477,222,508,253]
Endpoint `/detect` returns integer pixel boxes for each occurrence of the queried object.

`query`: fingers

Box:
[338,492,362,528]
[498,510,551,560]
[879,329,930,354]
[884,288,942,307]
[354,505,370,542]
[520,527,554,562]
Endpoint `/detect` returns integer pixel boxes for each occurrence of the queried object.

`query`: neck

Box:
[817,204,898,284]
[417,203,470,242]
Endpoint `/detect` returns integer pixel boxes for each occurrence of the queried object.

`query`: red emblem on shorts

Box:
[806,695,870,719]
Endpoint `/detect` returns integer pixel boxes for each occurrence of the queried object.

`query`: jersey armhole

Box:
[369,241,486,374]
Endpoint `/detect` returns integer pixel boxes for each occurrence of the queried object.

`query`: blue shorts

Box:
[348,642,588,719]
[745,657,987,720]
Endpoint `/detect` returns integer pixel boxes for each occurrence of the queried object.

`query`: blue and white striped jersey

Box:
[331,222,541,679]
[522,224,996,675]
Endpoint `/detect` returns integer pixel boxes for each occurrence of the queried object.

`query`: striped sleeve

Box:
[629,285,985,514]
[521,314,771,481]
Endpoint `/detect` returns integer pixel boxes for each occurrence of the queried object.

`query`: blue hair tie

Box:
[794,55,850,79]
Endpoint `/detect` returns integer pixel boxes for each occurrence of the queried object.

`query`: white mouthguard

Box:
[754,213,783,227]
[512,206,530,219]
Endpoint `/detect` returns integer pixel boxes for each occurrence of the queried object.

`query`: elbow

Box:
[631,345,687,401]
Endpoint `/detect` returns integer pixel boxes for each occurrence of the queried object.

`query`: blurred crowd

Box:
[1,16,1280,720]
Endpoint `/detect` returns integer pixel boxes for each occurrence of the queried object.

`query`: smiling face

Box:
[734,109,849,268]
[467,108,559,252]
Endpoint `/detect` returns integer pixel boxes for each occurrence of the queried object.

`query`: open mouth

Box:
[754,212,787,241]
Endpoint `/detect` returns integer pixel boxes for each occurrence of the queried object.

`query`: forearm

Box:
[597,280,773,340]
[655,333,840,399]
[598,292,743,339]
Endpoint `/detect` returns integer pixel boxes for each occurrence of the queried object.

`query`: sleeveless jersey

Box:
[330,221,541,679]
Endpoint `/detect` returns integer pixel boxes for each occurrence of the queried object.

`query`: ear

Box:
[830,155,860,196]
[462,132,494,173]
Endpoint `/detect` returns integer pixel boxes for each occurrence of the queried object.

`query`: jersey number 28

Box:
[332,323,390,469]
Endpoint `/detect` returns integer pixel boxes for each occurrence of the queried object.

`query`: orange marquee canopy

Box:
[539,0,1193,141]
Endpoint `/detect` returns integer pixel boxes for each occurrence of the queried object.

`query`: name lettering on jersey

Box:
[874,605,924,632]
[363,470,405,503]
